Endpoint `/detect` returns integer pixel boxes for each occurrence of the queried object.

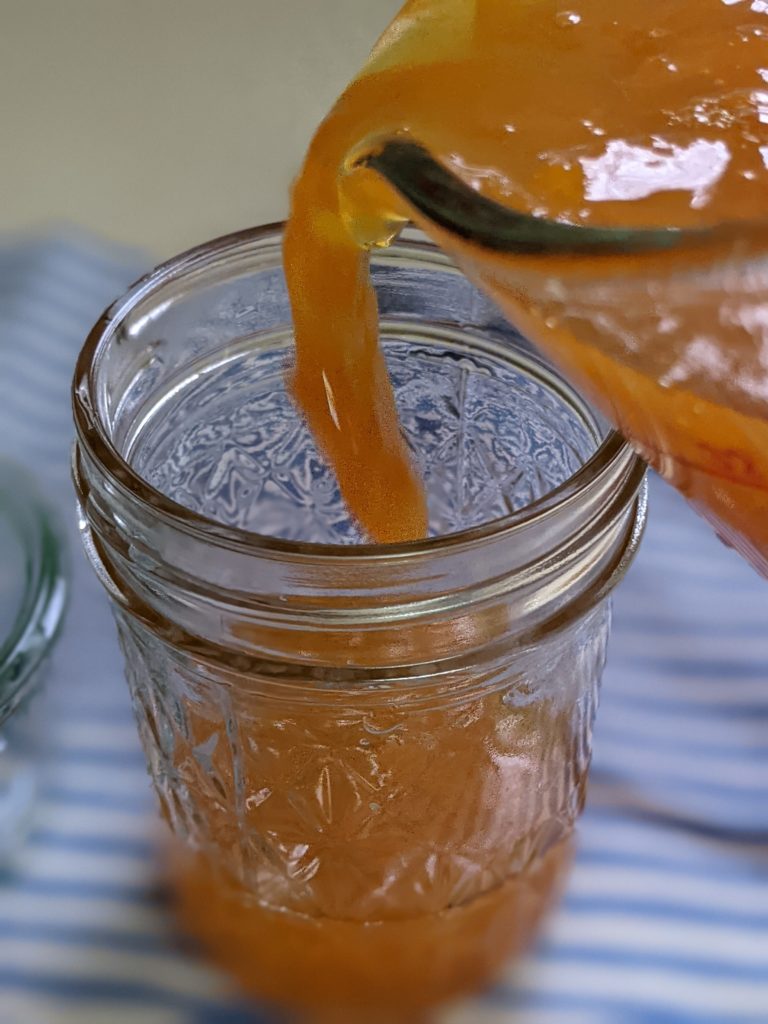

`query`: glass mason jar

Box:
[73,225,646,1021]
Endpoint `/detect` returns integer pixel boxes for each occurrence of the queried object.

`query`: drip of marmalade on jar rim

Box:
[285,0,768,571]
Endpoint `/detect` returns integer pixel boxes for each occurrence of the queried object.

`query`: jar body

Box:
[117,601,607,1013]
[73,226,645,1017]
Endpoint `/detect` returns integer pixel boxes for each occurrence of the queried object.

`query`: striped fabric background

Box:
[0,232,766,1024]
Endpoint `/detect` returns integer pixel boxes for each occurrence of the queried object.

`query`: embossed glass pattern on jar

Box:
[73,226,646,1019]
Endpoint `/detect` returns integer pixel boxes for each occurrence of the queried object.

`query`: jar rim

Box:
[72,222,644,563]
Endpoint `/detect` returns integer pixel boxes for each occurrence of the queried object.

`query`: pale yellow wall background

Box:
[0,0,400,259]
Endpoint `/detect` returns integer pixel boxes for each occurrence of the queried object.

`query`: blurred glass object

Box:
[0,459,68,865]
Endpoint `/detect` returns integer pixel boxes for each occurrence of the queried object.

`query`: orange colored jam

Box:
[165,620,585,1017]
[175,839,570,1018]
[167,645,583,1017]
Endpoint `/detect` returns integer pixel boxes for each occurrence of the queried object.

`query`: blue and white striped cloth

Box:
[1,232,766,1024]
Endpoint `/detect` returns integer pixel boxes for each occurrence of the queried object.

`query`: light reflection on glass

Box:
[579,138,731,207]
[751,89,768,123]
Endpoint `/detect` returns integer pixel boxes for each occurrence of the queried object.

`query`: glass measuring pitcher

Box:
[360,138,768,577]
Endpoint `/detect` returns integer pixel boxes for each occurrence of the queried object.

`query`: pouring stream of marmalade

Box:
[285,0,768,572]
